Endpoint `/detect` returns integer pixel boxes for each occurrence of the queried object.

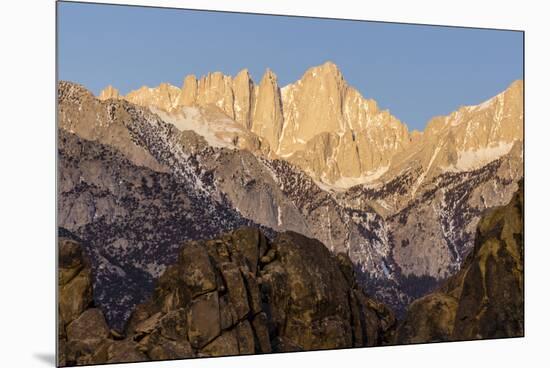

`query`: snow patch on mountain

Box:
[445,142,515,172]
[317,166,390,191]
[411,143,442,196]
[151,106,242,149]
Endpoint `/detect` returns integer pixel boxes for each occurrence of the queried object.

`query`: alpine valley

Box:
[58,62,523,365]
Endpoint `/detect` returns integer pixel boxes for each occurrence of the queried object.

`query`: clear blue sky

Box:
[57,2,523,131]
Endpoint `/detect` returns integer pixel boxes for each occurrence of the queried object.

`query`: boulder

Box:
[58,238,93,328]
[64,308,110,365]
[107,340,147,363]
[251,312,272,353]
[395,293,458,344]
[178,241,217,298]
[199,330,240,357]
[261,232,353,351]
[186,291,221,349]
[230,227,268,273]
[147,338,194,360]
[66,308,110,343]
[236,320,256,354]
[219,262,249,320]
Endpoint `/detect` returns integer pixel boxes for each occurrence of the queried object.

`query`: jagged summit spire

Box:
[98,85,120,100]
[252,67,283,151]
[178,74,198,107]
[261,68,278,83]
[318,60,340,71]
[302,61,344,80]
[235,68,251,77]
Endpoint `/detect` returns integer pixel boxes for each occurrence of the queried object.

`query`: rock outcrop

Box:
[232,69,255,129]
[59,227,396,366]
[250,69,284,153]
[394,180,524,343]
[175,70,255,128]
[173,68,284,153]
[58,235,114,366]
[127,227,396,357]
[125,83,181,112]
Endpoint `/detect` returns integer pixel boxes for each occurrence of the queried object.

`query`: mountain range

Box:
[58,61,523,337]
[99,61,522,188]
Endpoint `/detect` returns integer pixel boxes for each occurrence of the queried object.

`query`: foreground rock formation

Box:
[58,235,111,365]
[58,227,395,366]
[395,181,524,343]
[59,184,525,366]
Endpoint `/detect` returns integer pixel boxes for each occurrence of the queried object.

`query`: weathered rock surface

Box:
[393,293,458,344]
[58,235,108,366]
[395,181,524,343]
[280,62,410,183]
[58,237,94,330]
[60,227,396,366]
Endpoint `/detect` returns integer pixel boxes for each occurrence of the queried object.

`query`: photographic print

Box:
[57,1,524,366]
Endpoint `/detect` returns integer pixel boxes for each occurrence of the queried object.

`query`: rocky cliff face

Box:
[176,69,257,129]
[59,58,526,359]
[58,228,395,366]
[100,62,411,185]
[378,79,524,198]
[394,181,524,343]
[280,62,410,184]
[251,69,285,152]
[104,63,521,191]
[329,79,523,297]
[58,234,116,366]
